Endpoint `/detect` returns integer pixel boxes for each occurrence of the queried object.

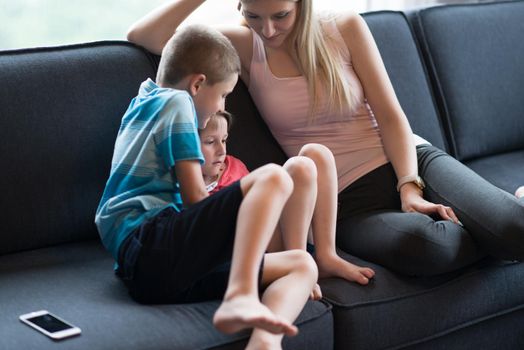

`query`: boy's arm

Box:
[174,160,209,206]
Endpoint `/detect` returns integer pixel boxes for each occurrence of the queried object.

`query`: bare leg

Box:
[246,250,318,350]
[268,225,322,301]
[269,156,322,298]
[213,164,296,336]
[279,156,317,250]
[299,144,375,285]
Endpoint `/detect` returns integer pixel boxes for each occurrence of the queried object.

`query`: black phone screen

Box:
[27,314,73,333]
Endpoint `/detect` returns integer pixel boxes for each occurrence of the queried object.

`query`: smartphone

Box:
[19,310,81,340]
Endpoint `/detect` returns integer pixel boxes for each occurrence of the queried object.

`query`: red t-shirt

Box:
[208,155,249,194]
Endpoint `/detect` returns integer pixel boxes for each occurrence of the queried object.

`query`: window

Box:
[0,0,496,50]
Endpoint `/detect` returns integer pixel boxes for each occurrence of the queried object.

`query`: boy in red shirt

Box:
[200,111,249,194]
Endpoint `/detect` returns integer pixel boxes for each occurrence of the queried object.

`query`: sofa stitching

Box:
[322,260,521,309]
[414,9,458,159]
[386,303,524,350]
[398,10,451,154]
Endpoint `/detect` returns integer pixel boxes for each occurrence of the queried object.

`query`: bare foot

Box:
[316,254,375,285]
[516,186,524,199]
[309,283,322,300]
[213,296,298,336]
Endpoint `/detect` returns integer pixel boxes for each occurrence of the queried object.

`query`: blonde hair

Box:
[157,24,241,86]
[240,0,358,119]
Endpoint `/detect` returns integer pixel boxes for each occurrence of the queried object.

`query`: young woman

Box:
[127,0,524,278]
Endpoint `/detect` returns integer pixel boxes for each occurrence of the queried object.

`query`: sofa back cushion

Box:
[363,11,448,152]
[412,1,524,161]
[0,42,157,255]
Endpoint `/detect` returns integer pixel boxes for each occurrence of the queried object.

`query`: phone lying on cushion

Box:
[19,310,81,340]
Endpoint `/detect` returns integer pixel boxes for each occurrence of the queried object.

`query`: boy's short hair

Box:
[199,111,234,134]
[157,24,241,86]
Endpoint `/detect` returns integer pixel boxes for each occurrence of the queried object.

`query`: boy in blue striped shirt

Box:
[96,24,318,345]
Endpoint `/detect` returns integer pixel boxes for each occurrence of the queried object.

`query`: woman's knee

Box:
[337,215,482,276]
[299,143,335,168]
[393,221,483,276]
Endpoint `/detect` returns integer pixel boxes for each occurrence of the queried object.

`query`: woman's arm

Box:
[126,0,253,82]
[127,0,207,55]
[337,13,458,222]
[337,13,416,185]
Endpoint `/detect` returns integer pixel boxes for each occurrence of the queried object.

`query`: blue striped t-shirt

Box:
[95,78,204,260]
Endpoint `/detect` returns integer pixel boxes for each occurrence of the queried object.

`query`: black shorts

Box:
[117,181,247,304]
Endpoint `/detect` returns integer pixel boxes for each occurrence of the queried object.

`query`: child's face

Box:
[193,74,238,129]
[200,116,229,180]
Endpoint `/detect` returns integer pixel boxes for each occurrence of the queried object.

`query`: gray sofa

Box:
[1,1,523,349]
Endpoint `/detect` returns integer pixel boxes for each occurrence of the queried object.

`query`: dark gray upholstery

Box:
[464,150,524,194]
[0,42,332,349]
[0,42,157,255]
[321,251,524,350]
[1,2,524,349]
[411,1,524,162]
[363,11,448,152]
[410,1,524,194]
[0,241,332,350]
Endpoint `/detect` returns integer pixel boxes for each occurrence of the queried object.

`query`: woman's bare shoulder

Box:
[218,25,253,80]
[333,11,374,54]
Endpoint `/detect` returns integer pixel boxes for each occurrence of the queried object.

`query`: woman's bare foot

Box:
[316,253,375,285]
[213,295,298,336]
[516,186,524,198]
[309,283,322,300]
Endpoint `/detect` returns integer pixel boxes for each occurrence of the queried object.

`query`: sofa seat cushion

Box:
[0,241,333,350]
[464,149,524,195]
[320,250,524,350]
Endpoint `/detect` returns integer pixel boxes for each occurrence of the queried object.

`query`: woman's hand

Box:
[400,183,459,223]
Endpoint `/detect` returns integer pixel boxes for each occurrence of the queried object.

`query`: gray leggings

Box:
[336,145,524,276]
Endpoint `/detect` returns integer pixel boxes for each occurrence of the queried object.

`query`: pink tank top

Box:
[248,20,389,192]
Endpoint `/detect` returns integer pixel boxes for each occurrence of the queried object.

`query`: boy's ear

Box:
[189,74,207,97]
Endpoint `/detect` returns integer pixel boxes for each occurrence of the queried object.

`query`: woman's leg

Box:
[515,186,524,199]
[417,145,524,261]
[266,156,322,300]
[299,144,375,284]
[246,250,318,350]
[214,164,298,336]
[337,210,484,276]
[337,162,485,276]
